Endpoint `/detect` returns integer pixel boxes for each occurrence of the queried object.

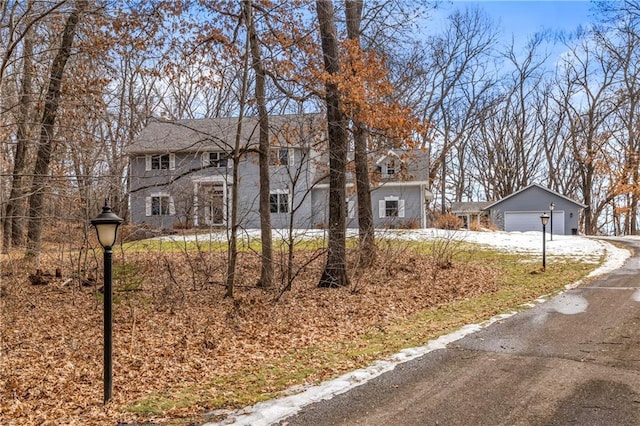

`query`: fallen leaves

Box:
[0,243,500,424]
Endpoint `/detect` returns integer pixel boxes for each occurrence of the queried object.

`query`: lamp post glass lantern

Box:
[91,201,123,404]
[540,213,549,271]
[92,202,123,248]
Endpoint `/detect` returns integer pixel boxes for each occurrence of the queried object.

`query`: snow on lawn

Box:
[158,227,628,270]
[195,229,630,426]
[158,228,630,283]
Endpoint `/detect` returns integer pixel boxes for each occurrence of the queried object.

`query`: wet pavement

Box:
[280,238,640,426]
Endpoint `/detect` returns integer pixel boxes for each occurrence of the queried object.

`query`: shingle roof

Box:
[450,201,492,214]
[127,114,324,155]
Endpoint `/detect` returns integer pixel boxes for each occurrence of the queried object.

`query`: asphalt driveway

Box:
[280,238,640,425]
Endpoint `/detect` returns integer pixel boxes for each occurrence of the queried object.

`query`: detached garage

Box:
[485,184,585,235]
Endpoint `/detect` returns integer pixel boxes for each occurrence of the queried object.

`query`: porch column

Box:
[193,182,199,227]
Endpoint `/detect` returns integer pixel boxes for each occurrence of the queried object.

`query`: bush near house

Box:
[434,213,464,230]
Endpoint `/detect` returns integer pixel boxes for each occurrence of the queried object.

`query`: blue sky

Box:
[444,1,596,44]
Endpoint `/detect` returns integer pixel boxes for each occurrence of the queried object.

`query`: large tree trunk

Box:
[316,0,349,288]
[345,0,375,268]
[25,1,85,260]
[353,126,375,266]
[243,0,273,288]
[3,25,33,252]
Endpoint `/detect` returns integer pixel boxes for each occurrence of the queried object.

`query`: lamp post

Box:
[91,200,123,404]
[540,213,549,271]
[549,202,555,241]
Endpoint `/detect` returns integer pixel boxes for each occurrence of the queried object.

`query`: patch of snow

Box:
[158,228,621,261]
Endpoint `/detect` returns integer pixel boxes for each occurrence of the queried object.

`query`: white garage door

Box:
[504,211,565,234]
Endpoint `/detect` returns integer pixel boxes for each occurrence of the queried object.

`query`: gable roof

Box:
[127,113,324,155]
[483,183,587,210]
[374,148,429,182]
[375,149,402,165]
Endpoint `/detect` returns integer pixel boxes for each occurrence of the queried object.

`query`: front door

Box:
[198,183,225,226]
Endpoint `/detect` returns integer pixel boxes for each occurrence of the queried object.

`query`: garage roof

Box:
[483,183,587,210]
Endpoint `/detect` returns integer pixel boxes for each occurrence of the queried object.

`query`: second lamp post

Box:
[540,212,549,271]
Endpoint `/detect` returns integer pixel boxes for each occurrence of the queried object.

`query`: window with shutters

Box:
[145,153,175,171]
[378,196,405,218]
[145,194,175,216]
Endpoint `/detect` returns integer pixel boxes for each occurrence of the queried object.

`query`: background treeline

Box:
[1,0,639,260]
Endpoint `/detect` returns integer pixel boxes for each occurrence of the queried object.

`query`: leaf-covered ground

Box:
[1,234,552,425]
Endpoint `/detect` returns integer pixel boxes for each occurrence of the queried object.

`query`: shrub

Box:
[468,216,497,232]
[400,219,420,229]
[430,236,461,271]
[469,221,483,232]
[172,221,191,230]
[434,213,463,230]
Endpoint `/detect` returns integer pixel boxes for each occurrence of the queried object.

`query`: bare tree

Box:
[316,0,349,288]
[598,17,640,234]
[342,0,375,267]
[2,1,73,252]
[2,9,33,252]
[0,1,66,88]
[243,0,274,288]
[470,35,548,200]
[400,7,499,210]
[550,33,619,234]
[25,0,87,261]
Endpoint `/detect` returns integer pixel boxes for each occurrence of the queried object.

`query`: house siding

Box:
[234,149,317,229]
[129,148,318,229]
[130,152,232,228]
[311,183,427,229]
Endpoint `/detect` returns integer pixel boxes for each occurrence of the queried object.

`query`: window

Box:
[146,194,175,216]
[151,196,170,215]
[270,148,290,166]
[145,154,175,171]
[375,153,403,178]
[385,200,399,217]
[378,196,405,218]
[386,160,396,176]
[152,154,170,170]
[204,152,228,168]
[270,191,289,213]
